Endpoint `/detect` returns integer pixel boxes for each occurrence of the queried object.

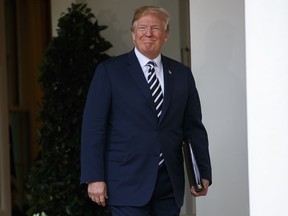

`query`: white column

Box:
[245,0,288,215]
[190,0,288,215]
[190,0,249,215]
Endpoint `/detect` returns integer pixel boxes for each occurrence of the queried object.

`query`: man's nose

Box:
[145,27,153,36]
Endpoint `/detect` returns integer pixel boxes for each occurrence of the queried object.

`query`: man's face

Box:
[132,13,169,59]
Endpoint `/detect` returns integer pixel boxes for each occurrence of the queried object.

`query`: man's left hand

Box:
[191,179,209,197]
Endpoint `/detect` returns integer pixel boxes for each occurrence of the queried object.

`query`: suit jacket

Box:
[81,49,211,208]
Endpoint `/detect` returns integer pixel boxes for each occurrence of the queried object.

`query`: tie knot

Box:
[147,61,155,68]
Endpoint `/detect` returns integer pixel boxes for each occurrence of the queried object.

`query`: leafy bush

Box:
[25,3,112,216]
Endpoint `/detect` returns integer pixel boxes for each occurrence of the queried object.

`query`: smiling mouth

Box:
[143,40,155,43]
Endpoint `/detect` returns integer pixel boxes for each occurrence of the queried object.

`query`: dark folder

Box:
[183,140,203,191]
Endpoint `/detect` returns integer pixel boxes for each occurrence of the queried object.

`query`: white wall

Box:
[190,0,249,215]
[245,0,288,216]
[191,0,288,216]
[51,0,73,37]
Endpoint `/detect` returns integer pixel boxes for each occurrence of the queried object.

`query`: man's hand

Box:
[88,181,108,206]
[191,179,210,197]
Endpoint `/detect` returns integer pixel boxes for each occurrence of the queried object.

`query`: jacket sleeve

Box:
[80,63,111,184]
[183,68,212,185]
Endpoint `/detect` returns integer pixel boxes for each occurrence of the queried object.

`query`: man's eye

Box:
[138,26,147,31]
[152,27,160,30]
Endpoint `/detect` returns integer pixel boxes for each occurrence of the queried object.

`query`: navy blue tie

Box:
[147,61,164,167]
[147,61,163,118]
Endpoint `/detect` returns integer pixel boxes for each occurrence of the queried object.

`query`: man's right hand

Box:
[88,181,108,206]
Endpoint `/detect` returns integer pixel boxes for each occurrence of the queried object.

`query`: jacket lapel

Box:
[127,51,158,115]
[159,56,174,123]
[126,51,174,122]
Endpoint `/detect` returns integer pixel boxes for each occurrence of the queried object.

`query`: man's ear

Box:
[164,31,170,43]
[131,31,136,42]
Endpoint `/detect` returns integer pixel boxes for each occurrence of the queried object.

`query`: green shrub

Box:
[25,3,112,216]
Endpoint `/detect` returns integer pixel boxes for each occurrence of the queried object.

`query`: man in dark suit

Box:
[81,5,212,216]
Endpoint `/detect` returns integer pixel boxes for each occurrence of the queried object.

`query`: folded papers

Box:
[183,140,203,192]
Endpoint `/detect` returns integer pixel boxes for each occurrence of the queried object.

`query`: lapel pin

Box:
[169,70,172,74]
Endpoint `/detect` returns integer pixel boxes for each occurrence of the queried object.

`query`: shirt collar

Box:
[134,47,161,68]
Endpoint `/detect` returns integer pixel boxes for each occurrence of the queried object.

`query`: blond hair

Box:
[131,6,171,32]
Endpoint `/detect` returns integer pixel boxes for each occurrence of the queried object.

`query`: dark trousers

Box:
[110,165,180,216]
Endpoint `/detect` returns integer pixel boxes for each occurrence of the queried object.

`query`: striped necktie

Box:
[147,61,163,118]
[147,61,164,167]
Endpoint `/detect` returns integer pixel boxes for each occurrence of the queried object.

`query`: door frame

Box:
[0,0,12,215]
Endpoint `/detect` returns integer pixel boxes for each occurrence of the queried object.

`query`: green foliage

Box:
[25,4,112,216]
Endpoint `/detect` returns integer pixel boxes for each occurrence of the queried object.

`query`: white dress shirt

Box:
[134,47,165,94]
